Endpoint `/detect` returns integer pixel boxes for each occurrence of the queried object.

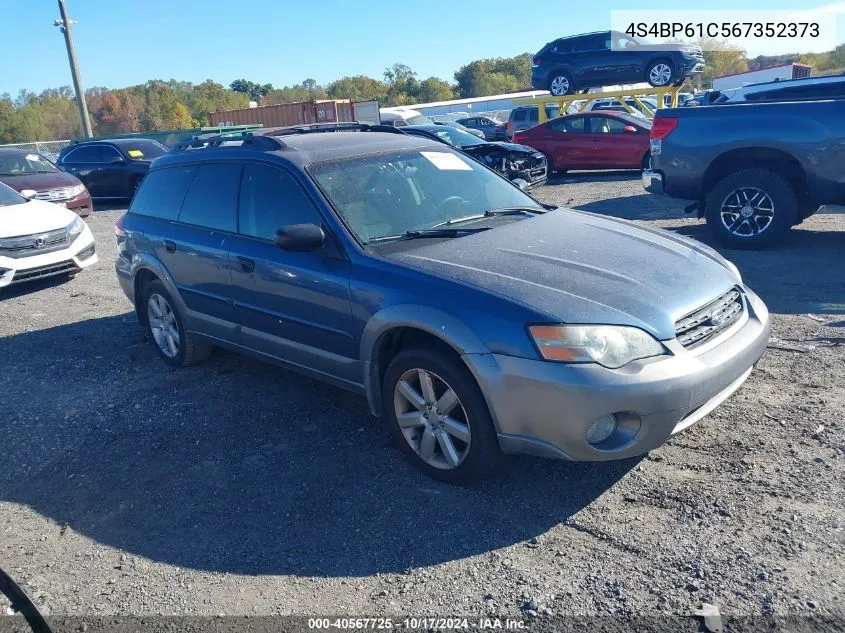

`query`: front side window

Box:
[309,148,542,244]
[177,163,240,232]
[121,140,169,161]
[238,164,321,240]
[100,146,123,163]
[129,166,197,221]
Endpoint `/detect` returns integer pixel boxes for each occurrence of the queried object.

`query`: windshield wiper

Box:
[367,227,491,244]
[431,206,547,228]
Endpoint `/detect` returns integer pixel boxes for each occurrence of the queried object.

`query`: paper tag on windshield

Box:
[127,149,144,159]
[25,154,39,161]
[420,151,472,171]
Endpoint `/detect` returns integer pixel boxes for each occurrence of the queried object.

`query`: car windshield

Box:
[309,148,542,244]
[0,182,26,207]
[430,126,486,148]
[120,140,169,160]
[0,151,61,175]
[406,115,433,126]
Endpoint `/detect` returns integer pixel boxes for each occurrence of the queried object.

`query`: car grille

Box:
[35,186,78,202]
[0,227,71,259]
[675,287,745,349]
[11,260,79,284]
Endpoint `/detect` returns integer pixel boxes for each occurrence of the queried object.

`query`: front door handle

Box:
[163,240,176,253]
[237,256,255,273]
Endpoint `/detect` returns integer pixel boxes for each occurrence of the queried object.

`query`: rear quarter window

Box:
[128,166,197,221]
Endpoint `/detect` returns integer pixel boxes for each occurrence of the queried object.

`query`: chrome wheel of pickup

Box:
[147,293,180,358]
[720,187,775,237]
[393,368,471,470]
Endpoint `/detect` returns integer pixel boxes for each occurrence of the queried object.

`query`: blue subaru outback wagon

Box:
[116,123,769,483]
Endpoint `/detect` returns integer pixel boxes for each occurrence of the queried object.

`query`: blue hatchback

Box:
[116,124,768,483]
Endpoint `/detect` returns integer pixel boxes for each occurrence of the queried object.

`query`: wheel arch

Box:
[130,255,189,328]
[361,306,491,419]
[701,147,808,216]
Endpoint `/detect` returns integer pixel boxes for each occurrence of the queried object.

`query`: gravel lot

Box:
[1,172,843,629]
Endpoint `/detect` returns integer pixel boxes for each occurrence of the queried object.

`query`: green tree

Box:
[695,39,748,88]
[454,54,532,97]
[383,63,419,105]
[415,77,455,102]
[141,81,194,130]
[229,78,273,102]
[183,80,249,125]
[326,75,387,101]
[264,79,327,105]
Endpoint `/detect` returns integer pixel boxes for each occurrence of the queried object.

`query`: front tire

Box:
[382,347,501,483]
[548,72,574,96]
[704,168,798,249]
[646,60,674,87]
[142,280,212,367]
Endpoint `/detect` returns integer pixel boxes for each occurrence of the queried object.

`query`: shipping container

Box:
[209,100,380,127]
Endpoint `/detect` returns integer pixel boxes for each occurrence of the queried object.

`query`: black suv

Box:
[531,31,704,96]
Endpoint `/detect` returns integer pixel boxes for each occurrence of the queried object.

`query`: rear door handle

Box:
[237,256,255,273]
[163,240,176,253]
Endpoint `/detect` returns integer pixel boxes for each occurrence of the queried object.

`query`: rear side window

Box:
[128,166,197,221]
[529,109,538,122]
[63,145,102,163]
[177,164,241,232]
[238,164,321,240]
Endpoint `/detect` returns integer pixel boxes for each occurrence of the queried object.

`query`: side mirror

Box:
[623,125,638,134]
[20,189,37,200]
[275,223,326,252]
[512,178,530,191]
[109,156,125,165]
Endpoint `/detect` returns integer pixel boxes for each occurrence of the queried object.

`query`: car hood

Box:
[462,142,539,157]
[0,199,79,238]
[0,171,82,192]
[386,210,739,340]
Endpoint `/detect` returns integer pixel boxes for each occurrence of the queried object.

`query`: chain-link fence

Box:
[0,140,71,162]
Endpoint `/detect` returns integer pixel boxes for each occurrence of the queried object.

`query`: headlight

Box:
[68,216,84,237]
[724,260,742,284]
[528,324,667,369]
[69,183,86,197]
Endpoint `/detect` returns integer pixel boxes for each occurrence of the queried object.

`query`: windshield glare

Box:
[0,183,26,207]
[433,126,486,147]
[406,115,433,126]
[0,151,60,175]
[310,149,541,244]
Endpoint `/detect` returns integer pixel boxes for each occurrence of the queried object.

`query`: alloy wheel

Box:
[550,75,570,96]
[719,187,775,237]
[649,63,672,86]
[147,293,180,358]
[393,368,471,470]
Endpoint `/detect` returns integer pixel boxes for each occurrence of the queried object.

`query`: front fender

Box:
[360,304,491,417]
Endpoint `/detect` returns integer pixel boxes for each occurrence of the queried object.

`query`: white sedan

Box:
[0,182,97,289]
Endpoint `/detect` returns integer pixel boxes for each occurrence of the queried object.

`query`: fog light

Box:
[586,414,617,445]
[77,243,96,260]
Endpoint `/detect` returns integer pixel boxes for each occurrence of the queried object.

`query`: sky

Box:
[1,0,843,96]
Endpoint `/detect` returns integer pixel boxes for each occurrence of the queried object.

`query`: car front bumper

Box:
[0,227,97,288]
[466,287,770,461]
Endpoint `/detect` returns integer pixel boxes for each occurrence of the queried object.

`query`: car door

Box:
[227,162,356,385]
[548,115,590,169]
[155,162,240,342]
[607,33,644,83]
[570,34,611,86]
[60,145,106,195]
[97,145,132,197]
[586,116,646,169]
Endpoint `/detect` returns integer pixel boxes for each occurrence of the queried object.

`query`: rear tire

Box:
[142,280,212,367]
[704,168,798,249]
[382,347,501,484]
[548,72,574,96]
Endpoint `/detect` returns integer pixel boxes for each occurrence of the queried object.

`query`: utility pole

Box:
[55,0,92,138]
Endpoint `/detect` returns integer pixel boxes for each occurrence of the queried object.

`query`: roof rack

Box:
[174,131,284,152]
